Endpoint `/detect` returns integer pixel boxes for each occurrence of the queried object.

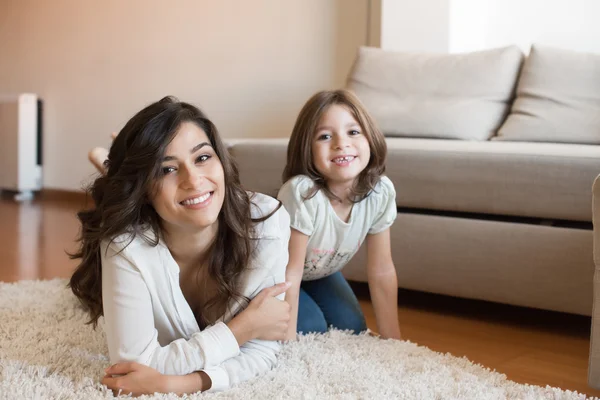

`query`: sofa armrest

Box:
[589,175,600,388]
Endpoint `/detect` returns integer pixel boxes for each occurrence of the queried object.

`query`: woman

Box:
[70,96,291,395]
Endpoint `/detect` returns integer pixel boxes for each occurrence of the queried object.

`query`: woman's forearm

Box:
[163,371,211,395]
[368,269,401,339]
[227,312,255,346]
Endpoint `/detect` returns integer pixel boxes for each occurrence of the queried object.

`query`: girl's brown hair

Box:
[69,96,275,328]
[282,89,387,202]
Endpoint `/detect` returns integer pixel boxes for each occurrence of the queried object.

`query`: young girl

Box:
[278,89,401,340]
[71,96,292,395]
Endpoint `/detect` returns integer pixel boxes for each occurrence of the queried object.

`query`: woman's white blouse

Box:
[100,193,290,392]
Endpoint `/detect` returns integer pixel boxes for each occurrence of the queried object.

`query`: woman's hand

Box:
[102,362,166,397]
[102,363,210,396]
[227,282,291,344]
[248,282,292,341]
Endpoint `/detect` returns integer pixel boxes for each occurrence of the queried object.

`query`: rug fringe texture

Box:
[0,279,595,399]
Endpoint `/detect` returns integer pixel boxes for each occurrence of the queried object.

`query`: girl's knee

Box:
[331,312,367,334]
[344,316,367,334]
[297,316,328,334]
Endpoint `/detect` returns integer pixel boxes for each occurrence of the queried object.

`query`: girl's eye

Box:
[161,166,176,175]
[317,134,331,141]
[349,130,361,136]
[196,154,211,163]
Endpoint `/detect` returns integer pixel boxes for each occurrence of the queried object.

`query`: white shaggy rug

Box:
[0,279,596,400]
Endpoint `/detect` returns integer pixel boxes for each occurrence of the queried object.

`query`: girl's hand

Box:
[228,282,291,343]
[102,362,166,397]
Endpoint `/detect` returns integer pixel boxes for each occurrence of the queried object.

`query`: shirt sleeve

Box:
[368,176,398,235]
[277,175,316,236]
[202,205,291,392]
[101,242,241,376]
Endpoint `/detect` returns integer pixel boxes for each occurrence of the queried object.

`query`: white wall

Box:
[374,0,600,54]
[379,0,450,52]
[448,0,488,53]
[450,0,600,54]
[0,0,368,190]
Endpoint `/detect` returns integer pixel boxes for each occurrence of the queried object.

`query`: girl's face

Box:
[311,104,371,187]
[150,121,225,233]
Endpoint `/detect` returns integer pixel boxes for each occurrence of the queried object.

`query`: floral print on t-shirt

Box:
[303,247,353,280]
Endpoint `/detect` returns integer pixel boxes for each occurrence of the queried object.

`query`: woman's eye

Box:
[196,154,211,163]
[349,130,361,136]
[162,166,176,175]
[317,134,331,141]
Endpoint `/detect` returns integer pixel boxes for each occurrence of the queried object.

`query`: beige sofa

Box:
[230,44,600,317]
[227,45,600,385]
[228,44,600,361]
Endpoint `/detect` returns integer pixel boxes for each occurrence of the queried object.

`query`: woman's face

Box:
[150,121,225,233]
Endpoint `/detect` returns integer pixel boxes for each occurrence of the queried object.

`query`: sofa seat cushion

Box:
[228,138,600,222]
[387,138,600,222]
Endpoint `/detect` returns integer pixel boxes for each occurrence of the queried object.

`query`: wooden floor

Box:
[1,192,599,398]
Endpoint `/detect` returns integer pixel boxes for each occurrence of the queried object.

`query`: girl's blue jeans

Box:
[297,271,367,334]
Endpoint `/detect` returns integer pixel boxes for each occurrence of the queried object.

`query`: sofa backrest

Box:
[346,45,524,141]
[495,45,600,145]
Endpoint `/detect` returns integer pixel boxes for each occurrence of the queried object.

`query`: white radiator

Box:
[0,93,43,201]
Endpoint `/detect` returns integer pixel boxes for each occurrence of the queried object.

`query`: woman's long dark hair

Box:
[69,96,268,328]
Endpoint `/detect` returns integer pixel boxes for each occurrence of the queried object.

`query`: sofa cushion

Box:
[386,138,600,222]
[228,138,600,222]
[228,138,288,198]
[346,46,524,141]
[495,45,600,144]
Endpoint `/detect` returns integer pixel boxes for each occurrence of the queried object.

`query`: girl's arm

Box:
[366,228,401,340]
[284,229,309,340]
